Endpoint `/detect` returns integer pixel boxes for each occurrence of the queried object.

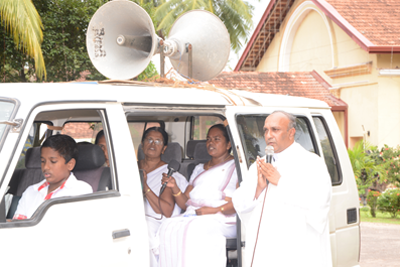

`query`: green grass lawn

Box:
[360,206,400,225]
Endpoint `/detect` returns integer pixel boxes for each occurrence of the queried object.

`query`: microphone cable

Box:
[250,151,275,266]
[250,186,268,267]
[144,187,167,221]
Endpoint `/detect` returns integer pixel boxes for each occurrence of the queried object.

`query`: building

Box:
[235,0,400,148]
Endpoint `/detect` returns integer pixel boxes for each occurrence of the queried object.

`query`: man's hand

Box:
[257,156,281,185]
[256,157,268,189]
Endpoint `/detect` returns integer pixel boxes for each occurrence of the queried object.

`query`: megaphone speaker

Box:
[87,0,231,81]
[166,10,230,81]
[86,0,157,80]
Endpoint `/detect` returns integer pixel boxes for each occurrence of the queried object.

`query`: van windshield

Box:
[0,101,16,142]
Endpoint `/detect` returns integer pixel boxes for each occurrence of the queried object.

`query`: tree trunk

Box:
[19,62,27,82]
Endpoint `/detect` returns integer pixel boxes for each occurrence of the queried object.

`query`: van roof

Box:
[0,82,330,109]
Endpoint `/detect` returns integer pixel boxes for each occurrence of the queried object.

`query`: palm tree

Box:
[0,0,46,80]
[153,0,255,53]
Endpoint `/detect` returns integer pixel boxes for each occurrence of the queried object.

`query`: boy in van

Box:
[13,134,93,220]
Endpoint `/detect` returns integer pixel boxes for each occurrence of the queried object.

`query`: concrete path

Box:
[360,222,400,267]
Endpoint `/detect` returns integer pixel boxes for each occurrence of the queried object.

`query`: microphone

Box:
[264,145,274,185]
[159,159,181,195]
[265,145,274,164]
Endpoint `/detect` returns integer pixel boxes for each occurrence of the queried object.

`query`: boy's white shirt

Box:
[14,172,93,219]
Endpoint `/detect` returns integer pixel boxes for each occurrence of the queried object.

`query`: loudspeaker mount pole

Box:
[186,43,192,79]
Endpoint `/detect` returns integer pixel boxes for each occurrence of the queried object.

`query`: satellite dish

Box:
[86,0,230,81]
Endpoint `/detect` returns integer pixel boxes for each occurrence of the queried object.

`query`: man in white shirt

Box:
[233,111,332,267]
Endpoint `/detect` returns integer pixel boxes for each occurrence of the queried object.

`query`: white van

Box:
[0,82,360,266]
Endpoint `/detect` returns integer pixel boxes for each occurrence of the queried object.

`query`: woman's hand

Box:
[162,173,178,189]
[141,169,149,190]
[195,206,218,216]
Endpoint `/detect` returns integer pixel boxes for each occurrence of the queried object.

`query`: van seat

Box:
[7,147,44,219]
[187,142,211,179]
[74,144,111,192]
[17,147,44,194]
[186,140,206,159]
[179,140,205,179]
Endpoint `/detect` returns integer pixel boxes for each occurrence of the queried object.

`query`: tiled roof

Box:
[236,0,400,71]
[235,0,295,71]
[209,71,347,108]
[326,0,400,46]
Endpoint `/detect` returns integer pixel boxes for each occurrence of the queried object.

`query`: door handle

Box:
[112,229,130,239]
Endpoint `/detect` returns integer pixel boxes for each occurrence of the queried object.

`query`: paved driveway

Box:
[360,222,400,267]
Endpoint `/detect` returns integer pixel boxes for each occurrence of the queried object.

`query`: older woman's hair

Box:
[95,130,104,145]
[141,127,168,146]
[271,110,296,130]
[207,124,232,153]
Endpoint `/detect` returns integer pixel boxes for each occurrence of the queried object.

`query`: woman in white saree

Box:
[138,127,188,267]
[158,124,238,267]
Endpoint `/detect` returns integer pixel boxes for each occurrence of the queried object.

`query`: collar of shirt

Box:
[273,141,297,162]
[36,172,77,199]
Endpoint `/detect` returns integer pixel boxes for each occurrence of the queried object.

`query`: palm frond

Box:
[154,0,255,52]
[0,0,46,79]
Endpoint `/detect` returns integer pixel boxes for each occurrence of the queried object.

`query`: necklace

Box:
[205,154,232,170]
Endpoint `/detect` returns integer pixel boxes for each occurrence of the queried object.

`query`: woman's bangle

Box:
[143,188,151,196]
[172,190,182,197]
[220,207,224,212]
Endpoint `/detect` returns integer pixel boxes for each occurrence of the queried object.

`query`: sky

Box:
[227,0,271,70]
[152,0,271,76]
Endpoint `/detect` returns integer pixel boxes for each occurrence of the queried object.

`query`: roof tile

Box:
[209,71,347,107]
[326,0,400,45]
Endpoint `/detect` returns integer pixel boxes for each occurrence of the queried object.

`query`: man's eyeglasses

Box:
[145,138,164,146]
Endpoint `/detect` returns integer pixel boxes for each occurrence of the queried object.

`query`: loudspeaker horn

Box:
[87,0,230,81]
[165,10,230,81]
[86,0,158,80]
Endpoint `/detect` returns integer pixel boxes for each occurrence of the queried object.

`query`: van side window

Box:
[127,121,161,156]
[0,100,16,152]
[4,109,114,221]
[191,116,223,140]
[236,115,317,167]
[312,116,342,185]
[61,122,100,143]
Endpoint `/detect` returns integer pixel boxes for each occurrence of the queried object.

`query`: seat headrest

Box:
[74,144,105,171]
[186,140,206,159]
[25,147,42,169]
[137,142,182,163]
[193,142,211,163]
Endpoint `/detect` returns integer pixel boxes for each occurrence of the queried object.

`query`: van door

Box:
[310,109,360,267]
[225,106,359,267]
[0,103,149,266]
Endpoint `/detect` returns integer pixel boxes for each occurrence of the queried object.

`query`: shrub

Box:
[380,145,400,187]
[348,141,387,204]
[377,188,400,218]
[367,190,381,217]
[360,206,370,213]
